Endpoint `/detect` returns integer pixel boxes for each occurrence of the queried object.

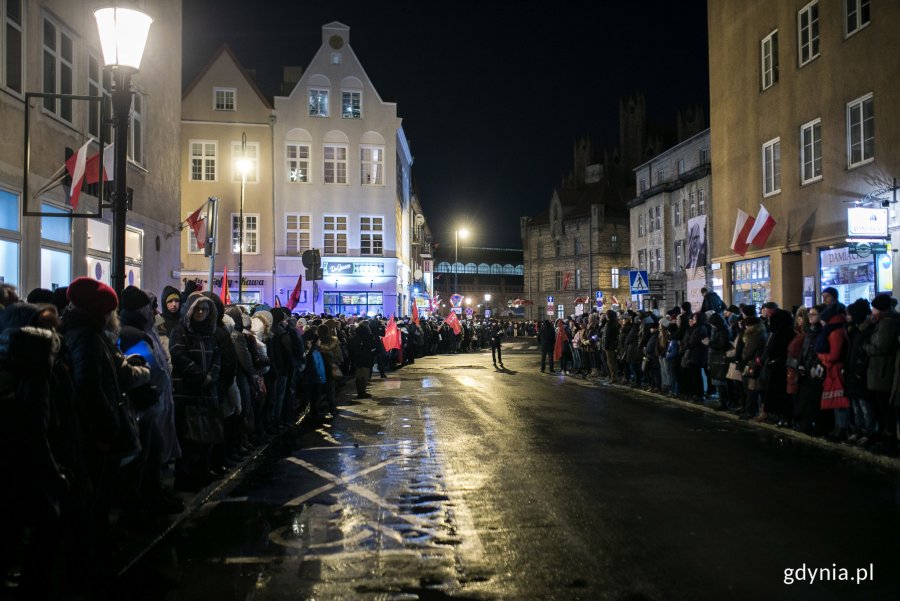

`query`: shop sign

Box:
[849,242,889,257]
[323,262,386,275]
[820,247,854,268]
[847,207,888,237]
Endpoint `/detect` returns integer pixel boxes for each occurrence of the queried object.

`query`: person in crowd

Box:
[700,287,726,315]
[225,306,255,460]
[822,286,839,308]
[349,321,376,399]
[571,323,583,376]
[553,318,572,375]
[816,302,850,441]
[845,299,876,447]
[490,319,505,369]
[159,286,182,338]
[602,310,620,383]
[643,321,661,392]
[25,287,54,304]
[657,320,672,393]
[0,283,19,308]
[707,312,732,409]
[864,293,899,455]
[169,292,221,491]
[538,319,556,373]
[683,311,710,403]
[796,305,825,434]
[583,313,600,377]
[786,307,809,427]
[739,307,767,418]
[317,323,342,415]
[201,292,239,474]
[760,302,794,424]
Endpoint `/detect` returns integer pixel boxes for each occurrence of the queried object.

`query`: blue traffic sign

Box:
[595,290,603,301]
[629,270,650,294]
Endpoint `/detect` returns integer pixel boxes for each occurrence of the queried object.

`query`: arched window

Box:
[453,262,464,273]
[436,261,451,273]
[478,263,491,274]
[464,263,477,274]
[491,264,502,274]
[503,264,515,275]
[515,265,524,275]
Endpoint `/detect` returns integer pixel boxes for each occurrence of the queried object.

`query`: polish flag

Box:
[286,273,303,311]
[185,203,207,249]
[220,266,232,305]
[63,141,91,210]
[382,315,402,351]
[731,209,756,256]
[747,204,776,248]
[411,302,420,326]
[444,310,462,335]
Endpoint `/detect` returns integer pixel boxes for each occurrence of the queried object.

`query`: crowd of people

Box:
[536,286,900,457]
[0,278,520,599]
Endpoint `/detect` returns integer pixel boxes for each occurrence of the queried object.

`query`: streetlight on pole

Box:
[236,132,250,303]
[94,7,152,297]
[454,227,469,294]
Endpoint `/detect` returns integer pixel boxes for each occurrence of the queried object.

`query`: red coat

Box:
[817,315,849,410]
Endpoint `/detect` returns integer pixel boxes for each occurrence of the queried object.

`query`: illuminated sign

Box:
[323,262,385,275]
[847,207,888,237]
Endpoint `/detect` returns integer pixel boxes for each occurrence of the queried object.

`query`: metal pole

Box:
[238,132,246,304]
[207,197,218,289]
[454,229,459,293]
[110,68,132,297]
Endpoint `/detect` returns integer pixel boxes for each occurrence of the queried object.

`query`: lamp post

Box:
[236,132,250,303]
[94,7,152,297]
[454,227,469,294]
[484,293,491,318]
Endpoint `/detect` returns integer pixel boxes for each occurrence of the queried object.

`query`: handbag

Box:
[726,362,743,381]
[111,394,142,466]
[331,364,343,378]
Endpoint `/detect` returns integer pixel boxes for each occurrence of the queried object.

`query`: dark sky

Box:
[182,0,710,248]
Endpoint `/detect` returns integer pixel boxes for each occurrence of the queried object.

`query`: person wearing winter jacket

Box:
[740,313,767,418]
[643,321,661,391]
[158,285,182,338]
[317,323,342,414]
[349,321,376,399]
[684,311,710,402]
[760,304,794,424]
[864,294,899,455]
[845,299,876,446]
[816,303,850,441]
[707,312,732,409]
[538,319,556,373]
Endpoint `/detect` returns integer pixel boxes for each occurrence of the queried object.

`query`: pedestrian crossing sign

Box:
[629,270,650,294]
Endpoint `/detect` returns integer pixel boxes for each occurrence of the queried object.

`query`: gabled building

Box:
[1,0,182,295]
[272,22,412,316]
[630,129,713,310]
[179,44,275,302]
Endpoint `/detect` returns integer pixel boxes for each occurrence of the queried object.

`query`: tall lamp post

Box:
[454,227,469,294]
[94,7,152,297]
[236,132,250,303]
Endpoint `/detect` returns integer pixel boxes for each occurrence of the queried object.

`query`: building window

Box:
[649,251,656,274]
[40,203,71,290]
[0,188,20,289]
[214,87,236,111]
[42,16,74,121]
[674,199,682,226]
[638,214,645,237]
[575,268,582,289]
[847,94,874,168]
[286,144,310,182]
[689,192,697,218]
[323,215,347,255]
[331,53,342,65]
[129,90,145,166]
[611,268,620,289]
[360,216,383,256]
[232,141,259,183]
[342,90,361,119]
[308,88,329,117]
[845,0,870,37]
[638,250,647,271]
[324,145,348,184]
[698,190,706,215]
[675,241,684,270]
[2,0,23,94]
[87,53,111,141]
[574,238,582,255]
[231,213,258,254]
[762,137,781,196]
[554,271,562,290]
[285,214,311,256]
[798,2,820,66]
[555,240,561,256]
[648,208,654,232]
[656,168,665,184]
[655,248,662,273]
[360,146,384,185]
[611,233,619,253]
[761,30,779,90]
[677,159,685,175]
[655,205,661,229]
[639,178,647,192]
[190,140,217,181]
[700,148,709,163]
[800,118,823,183]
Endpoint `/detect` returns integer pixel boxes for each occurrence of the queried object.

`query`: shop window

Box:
[731,257,771,310]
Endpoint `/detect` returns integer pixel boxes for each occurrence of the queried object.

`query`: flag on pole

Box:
[382,315,402,352]
[273,296,282,308]
[185,203,208,249]
[747,204,776,248]
[444,310,462,335]
[731,209,756,256]
[63,140,91,210]
[220,266,232,305]
[286,273,303,311]
[411,302,420,326]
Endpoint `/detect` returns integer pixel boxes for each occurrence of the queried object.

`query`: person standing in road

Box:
[350,321,376,399]
[538,319,555,373]
[490,319,505,369]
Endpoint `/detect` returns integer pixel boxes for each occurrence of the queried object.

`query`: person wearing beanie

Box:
[159,285,182,338]
[66,276,118,323]
[26,287,54,304]
[816,296,850,441]
[845,298,876,446]
[50,286,68,316]
[822,287,839,306]
[864,292,900,455]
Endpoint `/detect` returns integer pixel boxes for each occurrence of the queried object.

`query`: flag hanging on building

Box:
[748,204,776,248]
[220,266,231,305]
[444,310,462,335]
[731,209,756,256]
[382,315,402,351]
[411,302,420,326]
[185,202,208,249]
[286,273,303,311]
[563,272,572,290]
[63,141,91,210]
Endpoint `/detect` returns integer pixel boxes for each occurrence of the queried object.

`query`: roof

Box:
[182,44,274,109]
[525,181,630,226]
[435,246,524,265]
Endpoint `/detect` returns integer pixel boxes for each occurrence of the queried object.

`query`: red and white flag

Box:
[185,203,208,249]
[731,209,757,256]
[64,141,91,210]
[411,302,420,326]
[563,272,572,290]
[220,266,232,305]
[747,204,776,248]
[444,310,462,335]
[382,315,402,352]
[286,273,303,311]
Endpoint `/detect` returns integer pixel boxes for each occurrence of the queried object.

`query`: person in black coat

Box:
[760,303,794,421]
[350,321,376,398]
[159,285,182,338]
[684,311,710,401]
[707,312,732,408]
[538,319,556,373]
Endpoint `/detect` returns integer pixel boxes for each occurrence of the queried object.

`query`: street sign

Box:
[547,295,554,303]
[629,270,650,294]
[595,290,603,302]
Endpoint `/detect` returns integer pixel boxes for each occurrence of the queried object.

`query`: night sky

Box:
[182,0,710,248]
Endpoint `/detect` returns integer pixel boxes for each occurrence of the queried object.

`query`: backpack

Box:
[310,349,327,384]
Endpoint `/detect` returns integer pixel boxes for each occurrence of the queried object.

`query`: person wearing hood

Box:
[683,311,710,402]
[707,312,732,409]
[816,302,850,441]
[845,299,876,447]
[159,285,182,338]
[118,286,183,516]
[739,312,767,418]
[225,306,255,458]
[169,292,221,491]
[864,294,899,455]
[349,321,376,399]
[759,303,795,424]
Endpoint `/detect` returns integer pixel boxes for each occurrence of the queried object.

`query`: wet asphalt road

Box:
[118,340,900,601]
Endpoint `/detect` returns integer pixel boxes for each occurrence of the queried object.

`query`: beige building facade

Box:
[709,0,900,309]
[0,0,182,296]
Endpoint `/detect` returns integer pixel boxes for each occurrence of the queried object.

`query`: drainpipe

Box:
[269,113,277,304]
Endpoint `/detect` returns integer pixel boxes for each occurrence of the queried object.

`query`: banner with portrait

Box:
[686,214,708,271]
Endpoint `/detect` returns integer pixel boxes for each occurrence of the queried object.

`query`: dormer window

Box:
[214,87,236,111]
[308,88,329,117]
[342,91,361,119]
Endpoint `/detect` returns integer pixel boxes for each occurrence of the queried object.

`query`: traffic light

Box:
[305,267,323,281]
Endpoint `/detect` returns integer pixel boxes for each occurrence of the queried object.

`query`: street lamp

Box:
[454,227,469,294]
[94,7,152,297]
[236,132,250,303]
